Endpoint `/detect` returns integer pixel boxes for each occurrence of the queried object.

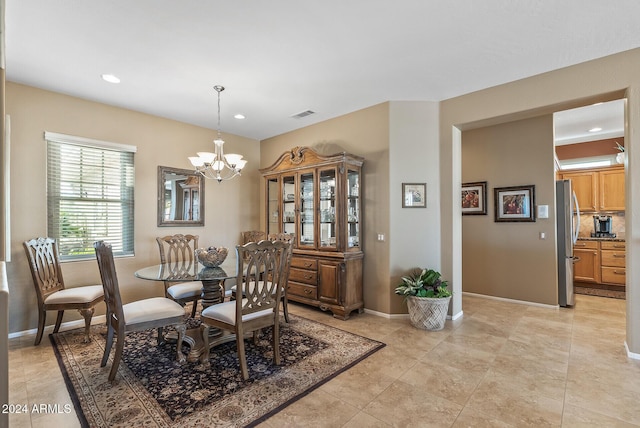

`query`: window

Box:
[45,132,136,260]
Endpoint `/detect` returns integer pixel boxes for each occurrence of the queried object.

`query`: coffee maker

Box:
[592,215,616,238]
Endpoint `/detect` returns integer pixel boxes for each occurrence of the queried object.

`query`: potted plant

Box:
[395,268,452,331]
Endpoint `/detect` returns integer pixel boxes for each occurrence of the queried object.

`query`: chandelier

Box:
[188,85,247,182]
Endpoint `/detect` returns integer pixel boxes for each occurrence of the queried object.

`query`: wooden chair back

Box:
[241,230,266,244]
[23,237,65,305]
[268,232,295,244]
[267,234,294,322]
[236,240,290,317]
[94,241,125,325]
[156,234,199,265]
[241,231,266,262]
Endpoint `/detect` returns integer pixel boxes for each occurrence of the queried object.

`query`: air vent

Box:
[291,110,315,119]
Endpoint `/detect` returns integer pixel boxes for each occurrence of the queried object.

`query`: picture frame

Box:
[461,181,487,215]
[494,185,535,222]
[402,183,426,208]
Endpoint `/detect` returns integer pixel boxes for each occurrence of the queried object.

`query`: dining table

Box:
[134,257,238,363]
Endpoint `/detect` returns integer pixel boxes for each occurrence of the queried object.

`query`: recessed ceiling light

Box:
[101,74,120,84]
[234,114,245,120]
[588,127,602,132]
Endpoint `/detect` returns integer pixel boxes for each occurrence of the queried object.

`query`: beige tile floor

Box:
[8,293,640,427]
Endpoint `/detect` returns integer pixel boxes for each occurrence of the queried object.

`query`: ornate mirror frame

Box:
[157,166,205,227]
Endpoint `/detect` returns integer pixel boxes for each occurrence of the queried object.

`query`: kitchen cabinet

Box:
[559,166,624,212]
[599,169,625,211]
[573,240,600,283]
[261,146,364,319]
[560,171,597,211]
[600,241,626,285]
[574,239,626,287]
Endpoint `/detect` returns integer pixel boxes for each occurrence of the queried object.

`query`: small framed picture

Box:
[494,185,535,222]
[461,181,487,215]
[402,183,426,208]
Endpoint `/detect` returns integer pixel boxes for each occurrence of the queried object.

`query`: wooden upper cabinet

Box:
[560,170,597,211]
[599,168,625,211]
[560,166,624,212]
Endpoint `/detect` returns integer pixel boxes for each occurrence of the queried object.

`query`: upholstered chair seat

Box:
[166,281,202,301]
[201,298,273,325]
[122,297,186,325]
[43,285,104,305]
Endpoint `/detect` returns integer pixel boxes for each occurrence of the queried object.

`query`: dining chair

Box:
[241,231,266,259]
[156,234,202,317]
[200,240,291,380]
[268,233,294,323]
[94,240,187,382]
[231,233,294,323]
[23,237,104,345]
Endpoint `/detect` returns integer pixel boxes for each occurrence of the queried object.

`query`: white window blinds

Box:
[45,132,135,260]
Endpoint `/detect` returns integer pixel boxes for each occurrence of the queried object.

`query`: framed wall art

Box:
[494,185,535,222]
[402,183,426,208]
[461,181,487,215]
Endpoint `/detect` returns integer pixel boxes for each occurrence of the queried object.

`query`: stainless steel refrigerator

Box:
[556,179,580,307]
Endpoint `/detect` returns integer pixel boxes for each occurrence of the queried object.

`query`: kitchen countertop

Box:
[577,236,625,242]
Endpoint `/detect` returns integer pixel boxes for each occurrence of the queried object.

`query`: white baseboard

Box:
[8,315,107,339]
[450,310,463,320]
[625,341,640,360]
[463,291,559,309]
[363,308,407,319]
[364,307,463,320]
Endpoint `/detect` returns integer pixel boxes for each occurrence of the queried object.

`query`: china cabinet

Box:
[261,146,364,319]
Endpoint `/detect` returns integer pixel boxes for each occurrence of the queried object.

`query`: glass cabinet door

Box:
[319,168,337,249]
[299,171,315,248]
[266,177,279,237]
[281,175,296,237]
[347,169,360,249]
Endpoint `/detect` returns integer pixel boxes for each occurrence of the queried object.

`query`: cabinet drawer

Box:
[601,267,626,285]
[600,241,626,251]
[289,267,318,285]
[601,250,625,268]
[287,281,318,299]
[574,240,598,250]
[291,257,318,270]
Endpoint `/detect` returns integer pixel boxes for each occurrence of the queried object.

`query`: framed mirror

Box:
[157,166,205,227]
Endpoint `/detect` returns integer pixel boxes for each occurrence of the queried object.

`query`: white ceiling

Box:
[5,1,640,141]
[554,99,625,146]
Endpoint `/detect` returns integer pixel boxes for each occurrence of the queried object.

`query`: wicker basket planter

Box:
[406,295,451,331]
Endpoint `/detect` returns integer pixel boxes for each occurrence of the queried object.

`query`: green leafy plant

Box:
[395,268,451,298]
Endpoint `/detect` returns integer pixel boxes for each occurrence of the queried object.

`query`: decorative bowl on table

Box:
[195,246,228,267]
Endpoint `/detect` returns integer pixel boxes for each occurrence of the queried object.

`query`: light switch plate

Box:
[537,205,549,219]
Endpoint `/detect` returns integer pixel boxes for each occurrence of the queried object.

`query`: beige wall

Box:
[441,48,640,353]
[5,82,261,333]
[260,103,391,314]
[6,48,640,353]
[462,115,558,305]
[389,101,442,314]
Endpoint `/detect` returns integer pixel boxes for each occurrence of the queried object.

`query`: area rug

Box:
[575,286,626,300]
[50,314,384,427]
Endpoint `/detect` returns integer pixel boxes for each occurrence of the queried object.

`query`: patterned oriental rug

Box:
[50,314,384,428]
